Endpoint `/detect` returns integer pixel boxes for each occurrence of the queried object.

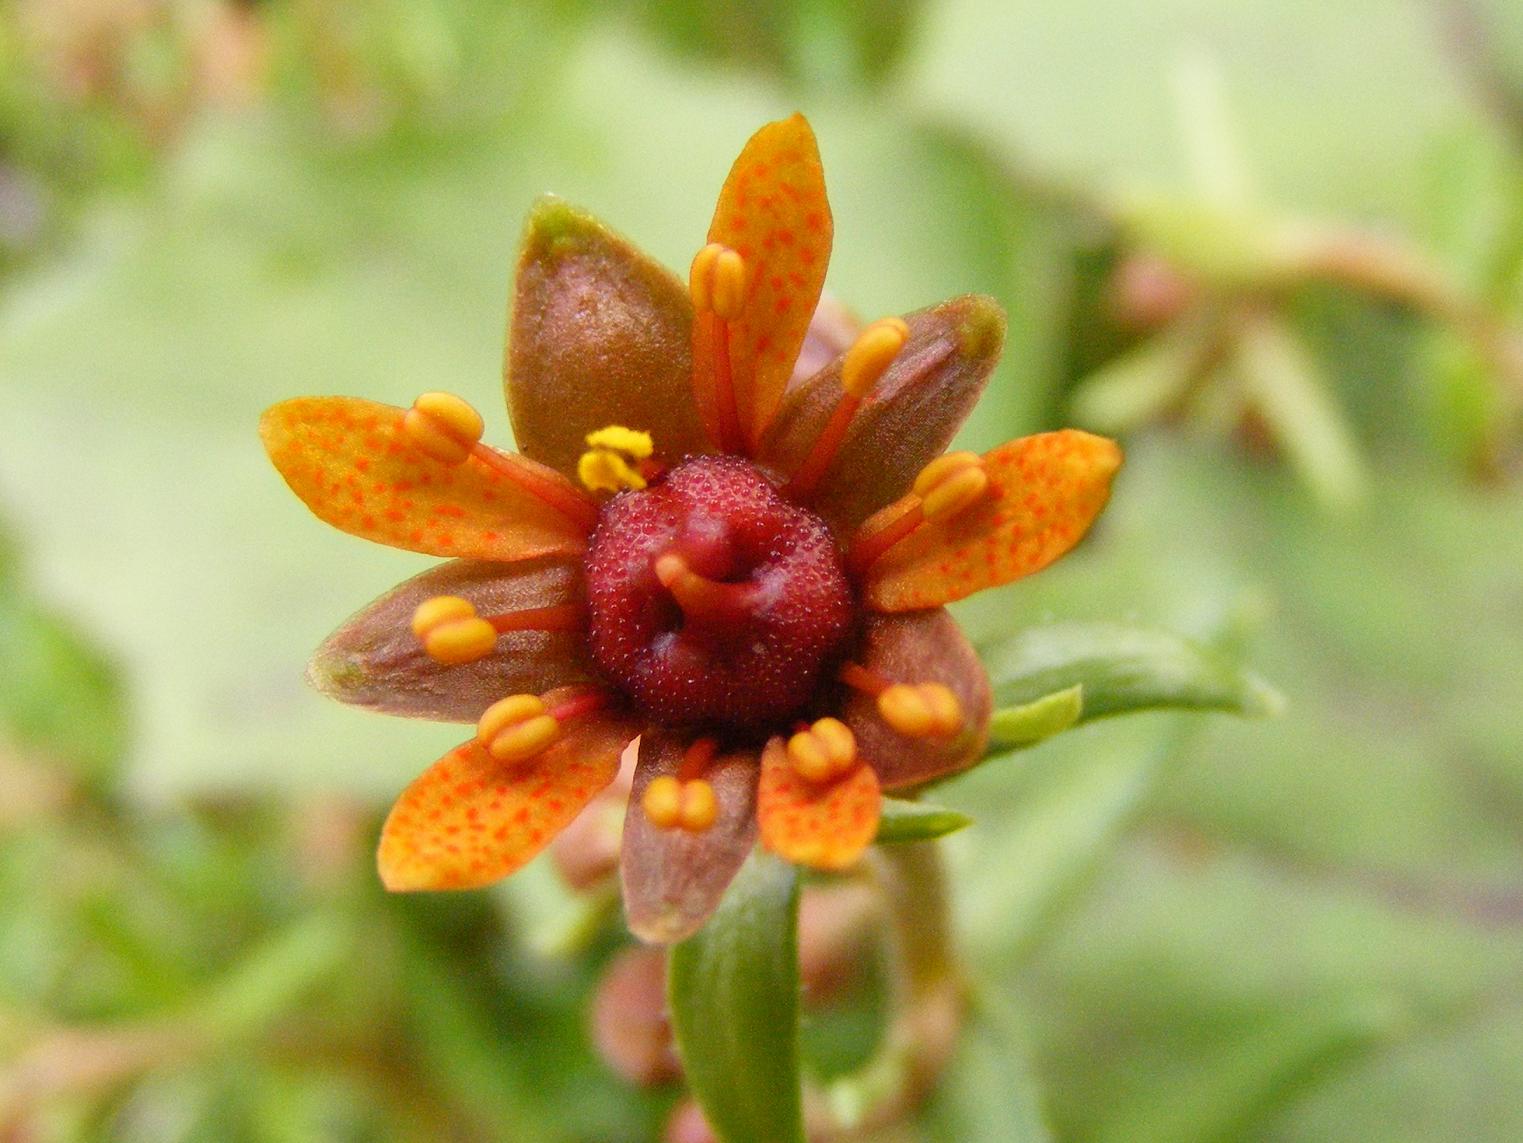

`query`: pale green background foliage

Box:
[2,1,1522,1140]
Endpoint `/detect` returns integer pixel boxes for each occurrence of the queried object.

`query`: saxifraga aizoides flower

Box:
[261,115,1121,942]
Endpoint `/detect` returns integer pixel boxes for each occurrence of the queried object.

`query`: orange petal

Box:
[621,732,758,945]
[261,396,595,561]
[377,697,636,891]
[863,431,1122,611]
[308,557,596,723]
[694,114,832,452]
[507,198,713,478]
[757,738,880,871]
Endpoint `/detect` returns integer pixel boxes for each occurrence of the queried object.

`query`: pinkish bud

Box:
[590,946,681,1088]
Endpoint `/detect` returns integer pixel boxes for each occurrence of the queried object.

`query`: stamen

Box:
[877,683,963,739]
[841,317,911,398]
[411,597,586,665]
[913,451,989,521]
[402,392,484,465]
[578,425,656,493]
[476,694,560,764]
[473,687,610,765]
[691,243,748,453]
[678,737,720,782]
[785,316,910,500]
[690,243,747,320]
[654,552,763,626]
[411,595,497,665]
[470,444,600,532]
[839,665,963,738]
[845,451,989,575]
[786,717,858,783]
[641,774,719,832]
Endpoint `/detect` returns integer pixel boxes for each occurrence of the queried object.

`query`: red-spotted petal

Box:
[308,557,595,723]
[261,397,596,560]
[694,114,832,452]
[757,738,880,871]
[863,431,1122,611]
[377,696,637,891]
[620,732,758,945]
[507,198,712,478]
[841,609,991,790]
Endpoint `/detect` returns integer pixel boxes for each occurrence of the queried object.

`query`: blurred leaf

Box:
[669,852,803,1143]
[874,798,973,844]
[981,622,1281,724]
[920,997,1053,1142]
[1070,313,1216,432]
[1234,314,1368,511]
[986,685,1084,751]
[0,577,126,786]
[1091,994,1403,1143]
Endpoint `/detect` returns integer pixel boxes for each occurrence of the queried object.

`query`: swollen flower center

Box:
[583,454,855,727]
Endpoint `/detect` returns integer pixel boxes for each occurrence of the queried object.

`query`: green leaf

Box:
[981,622,1282,724]
[0,583,127,786]
[987,685,1084,750]
[921,997,1053,1142]
[1070,316,1217,433]
[875,798,974,844]
[668,852,804,1143]
[1233,315,1368,512]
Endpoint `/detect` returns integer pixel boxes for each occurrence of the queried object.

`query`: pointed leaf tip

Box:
[987,685,1084,750]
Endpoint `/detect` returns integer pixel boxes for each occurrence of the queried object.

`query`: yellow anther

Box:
[402,392,484,465]
[841,317,910,398]
[585,425,653,460]
[578,423,654,494]
[690,243,747,320]
[678,779,718,832]
[913,451,989,522]
[642,775,684,829]
[411,595,497,664]
[878,683,964,739]
[578,448,646,493]
[476,694,560,764]
[786,717,858,783]
[641,775,719,832]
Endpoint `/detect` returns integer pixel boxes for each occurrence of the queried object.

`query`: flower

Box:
[261,115,1121,943]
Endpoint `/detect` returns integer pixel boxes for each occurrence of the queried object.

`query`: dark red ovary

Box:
[584,456,854,727]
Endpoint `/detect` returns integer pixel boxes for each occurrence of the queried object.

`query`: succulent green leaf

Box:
[668,851,804,1143]
[987,685,1084,751]
[875,797,974,844]
[981,622,1282,724]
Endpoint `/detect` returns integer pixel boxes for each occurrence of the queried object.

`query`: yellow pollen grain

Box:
[578,423,654,494]
[578,449,646,493]
[642,775,684,829]
[403,392,483,465]
[841,317,910,398]
[585,425,653,459]
[786,717,857,783]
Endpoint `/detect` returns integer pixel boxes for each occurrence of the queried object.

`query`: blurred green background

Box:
[3,0,1523,1139]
